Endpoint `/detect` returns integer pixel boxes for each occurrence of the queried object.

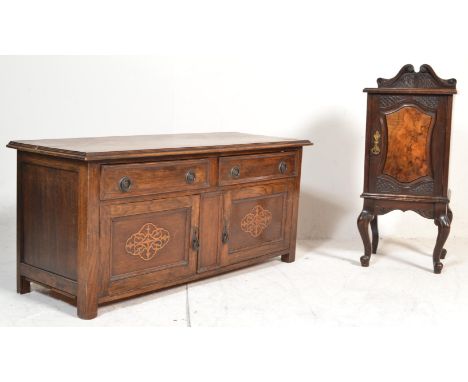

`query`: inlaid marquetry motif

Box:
[240,205,272,238]
[125,223,170,261]
[384,106,433,183]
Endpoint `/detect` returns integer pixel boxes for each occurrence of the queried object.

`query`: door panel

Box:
[220,182,292,266]
[100,195,199,295]
[368,94,447,196]
[383,105,434,182]
[111,209,189,277]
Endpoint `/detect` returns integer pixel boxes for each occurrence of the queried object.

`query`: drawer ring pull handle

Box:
[230,166,240,178]
[185,170,196,184]
[119,176,132,192]
[279,160,288,174]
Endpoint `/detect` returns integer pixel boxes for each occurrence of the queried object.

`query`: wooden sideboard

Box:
[7,133,312,319]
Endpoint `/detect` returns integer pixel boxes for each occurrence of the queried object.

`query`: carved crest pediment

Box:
[377,64,456,89]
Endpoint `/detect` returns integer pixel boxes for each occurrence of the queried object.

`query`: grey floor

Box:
[1,231,467,326]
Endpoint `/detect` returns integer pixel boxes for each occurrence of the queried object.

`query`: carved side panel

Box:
[380,95,439,110]
[380,95,405,108]
[413,96,440,109]
[376,177,401,194]
[411,182,435,195]
[376,176,434,196]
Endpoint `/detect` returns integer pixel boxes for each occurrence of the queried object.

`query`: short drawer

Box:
[218,152,297,185]
[101,159,212,200]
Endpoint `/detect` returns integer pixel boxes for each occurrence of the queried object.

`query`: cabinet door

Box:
[367,95,449,196]
[100,195,199,296]
[220,182,293,266]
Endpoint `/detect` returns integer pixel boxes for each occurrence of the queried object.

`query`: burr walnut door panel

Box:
[100,195,199,296]
[368,96,449,196]
[220,181,293,266]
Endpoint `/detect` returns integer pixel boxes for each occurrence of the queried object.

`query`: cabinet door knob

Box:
[119,176,132,192]
[185,170,196,184]
[230,166,240,178]
[278,160,288,174]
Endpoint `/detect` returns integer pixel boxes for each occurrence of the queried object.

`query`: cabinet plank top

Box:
[7,132,312,161]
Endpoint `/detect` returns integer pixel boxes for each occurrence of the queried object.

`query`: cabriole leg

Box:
[433,212,451,274]
[357,209,374,267]
[441,207,453,260]
[370,215,379,254]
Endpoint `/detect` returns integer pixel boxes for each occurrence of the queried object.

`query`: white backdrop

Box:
[1,1,467,241]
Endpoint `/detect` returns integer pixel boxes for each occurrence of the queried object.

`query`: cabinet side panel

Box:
[21,162,78,280]
[287,149,302,258]
[198,192,222,272]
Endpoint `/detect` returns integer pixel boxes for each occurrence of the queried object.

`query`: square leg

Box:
[281,252,295,263]
[17,275,31,294]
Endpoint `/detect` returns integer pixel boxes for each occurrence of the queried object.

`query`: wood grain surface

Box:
[8,132,312,161]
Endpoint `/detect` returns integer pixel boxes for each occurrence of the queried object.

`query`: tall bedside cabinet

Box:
[7,133,311,319]
[357,64,457,274]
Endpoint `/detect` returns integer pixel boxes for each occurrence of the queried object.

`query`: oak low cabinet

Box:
[8,133,311,319]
